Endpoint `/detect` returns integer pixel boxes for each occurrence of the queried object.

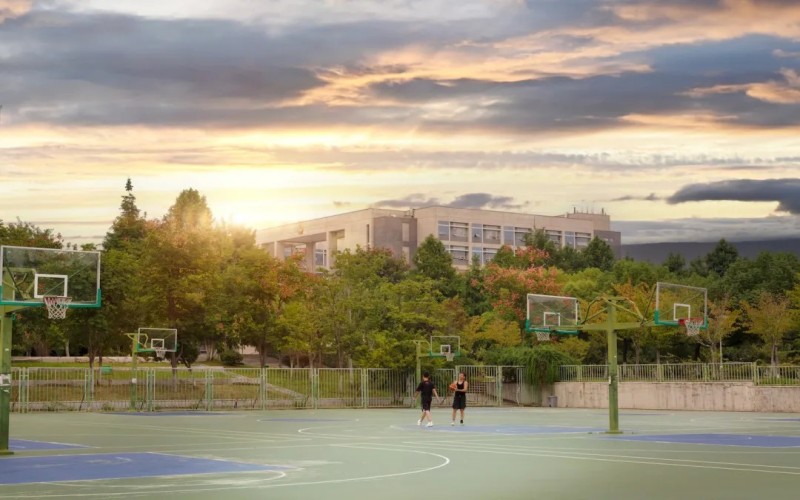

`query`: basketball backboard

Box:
[526,293,580,333]
[654,282,707,327]
[430,335,461,359]
[132,328,178,354]
[0,246,101,308]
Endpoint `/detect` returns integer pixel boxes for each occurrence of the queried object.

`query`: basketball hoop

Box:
[444,352,455,362]
[153,348,166,360]
[43,296,72,320]
[536,331,551,342]
[680,318,703,337]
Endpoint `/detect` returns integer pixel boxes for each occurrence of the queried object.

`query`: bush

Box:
[482,345,578,388]
[219,349,244,366]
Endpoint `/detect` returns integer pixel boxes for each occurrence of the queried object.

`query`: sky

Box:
[1,0,800,247]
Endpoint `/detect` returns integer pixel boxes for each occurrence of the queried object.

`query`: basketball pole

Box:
[1,306,23,455]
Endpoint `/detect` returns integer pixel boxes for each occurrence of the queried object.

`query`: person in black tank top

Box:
[451,372,468,426]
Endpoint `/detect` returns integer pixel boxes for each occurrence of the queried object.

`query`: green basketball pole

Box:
[1,307,22,455]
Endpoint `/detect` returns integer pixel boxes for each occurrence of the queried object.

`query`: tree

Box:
[103,178,147,251]
[741,291,794,368]
[663,252,686,276]
[696,296,740,365]
[582,237,615,271]
[140,189,221,369]
[0,219,63,249]
[463,255,491,316]
[706,239,738,277]
[483,257,561,338]
[412,235,459,297]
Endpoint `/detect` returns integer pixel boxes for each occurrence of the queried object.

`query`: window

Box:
[447,245,469,266]
[576,232,592,248]
[450,222,469,242]
[402,222,410,242]
[472,223,483,243]
[402,246,410,263]
[504,226,532,247]
[439,221,469,242]
[483,224,501,244]
[546,229,562,247]
[315,248,327,267]
[503,226,514,245]
[564,231,576,249]
[438,221,450,240]
[471,246,498,265]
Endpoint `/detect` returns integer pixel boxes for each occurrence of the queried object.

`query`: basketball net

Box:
[680,318,703,337]
[43,296,72,320]
[536,331,551,342]
[154,348,166,360]
[445,352,454,362]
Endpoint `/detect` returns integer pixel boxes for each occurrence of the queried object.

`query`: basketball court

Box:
[2,408,800,499]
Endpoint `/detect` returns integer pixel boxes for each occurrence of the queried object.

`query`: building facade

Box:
[256,206,621,270]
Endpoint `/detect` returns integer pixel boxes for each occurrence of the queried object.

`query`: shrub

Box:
[219,349,244,366]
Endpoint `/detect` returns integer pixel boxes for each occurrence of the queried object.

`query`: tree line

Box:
[3,181,800,369]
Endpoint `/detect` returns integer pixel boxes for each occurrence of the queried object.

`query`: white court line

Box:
[397,440,800,471]
[378,441,800,476]
[0,445,450,498]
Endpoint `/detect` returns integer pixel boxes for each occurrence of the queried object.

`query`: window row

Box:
[439,221,533,246]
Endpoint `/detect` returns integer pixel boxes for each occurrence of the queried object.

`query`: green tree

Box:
[463,255,491,316]
[582,237,615,271]
[140,189,221,369]
[412,235,460,297]
[706,239,738,277]
[741,291,794,368]
[663,252,686,276]
[696,296,740,365]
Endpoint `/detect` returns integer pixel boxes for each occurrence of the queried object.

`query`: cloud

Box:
[0,0,31,22]
[374,192,527,210]
[610,193,661,202]
[446,193,528,210]
[615,214,800,244]
[667,178,800,214]
[373,193,441,208]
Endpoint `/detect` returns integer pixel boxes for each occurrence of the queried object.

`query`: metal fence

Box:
[559,363,800,385]
[8,366,530,413]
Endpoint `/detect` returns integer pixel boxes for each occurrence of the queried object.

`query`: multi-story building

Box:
[256,206,621,270]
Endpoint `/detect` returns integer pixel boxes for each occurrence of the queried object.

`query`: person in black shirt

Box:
[450,372,468,426]
[415,371,441,427]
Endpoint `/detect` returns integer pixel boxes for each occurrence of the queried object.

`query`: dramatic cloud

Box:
[4,0,800,245]
[374,193,527,210]
[667,178,800,214]
[446,193,528,210]
[611,193,661,202]
[615,215,800,244]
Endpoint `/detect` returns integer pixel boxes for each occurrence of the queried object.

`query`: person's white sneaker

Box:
[417,419,422,426]
[451,421,455,426]
[426,422,434,427]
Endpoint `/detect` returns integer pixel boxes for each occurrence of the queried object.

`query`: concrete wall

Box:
[554,382,800,412]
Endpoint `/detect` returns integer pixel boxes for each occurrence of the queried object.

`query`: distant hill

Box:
[622,238,800,264]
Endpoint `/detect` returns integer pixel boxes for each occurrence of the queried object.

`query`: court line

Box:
[0,445,450,498]
[383,441,800,476]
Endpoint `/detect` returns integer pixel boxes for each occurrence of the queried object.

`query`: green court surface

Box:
[3,408,800,499]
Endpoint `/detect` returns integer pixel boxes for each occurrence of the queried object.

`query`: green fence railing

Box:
[8,366,531,413]
[559,363,800,385]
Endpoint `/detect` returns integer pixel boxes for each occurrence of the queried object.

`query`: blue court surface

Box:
[609,433,800,447]
[0,452,290,485]
[10,439,88,451]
